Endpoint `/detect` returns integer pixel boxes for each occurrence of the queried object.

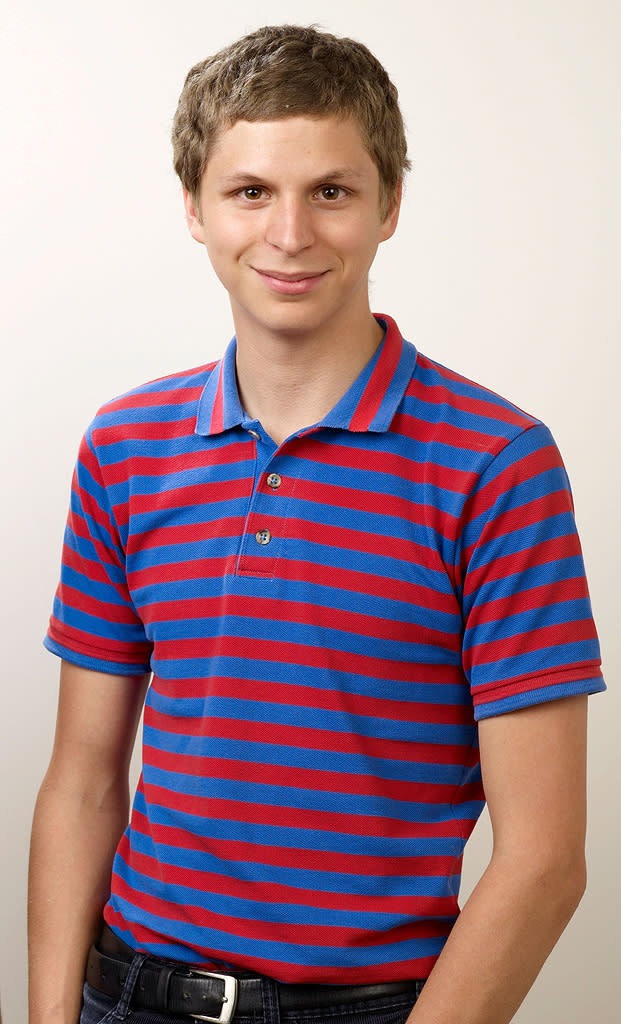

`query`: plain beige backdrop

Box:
[1,1,619,1021]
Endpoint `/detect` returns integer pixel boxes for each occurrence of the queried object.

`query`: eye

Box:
[239,186,265,200]
[317,185,347,201]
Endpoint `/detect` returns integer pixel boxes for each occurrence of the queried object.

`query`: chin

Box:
[244,301,337,338]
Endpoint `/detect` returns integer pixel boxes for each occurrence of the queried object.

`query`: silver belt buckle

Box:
[187,970,238,1023]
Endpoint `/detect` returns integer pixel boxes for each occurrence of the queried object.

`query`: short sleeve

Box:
[458,422,605,719]
[44,426,153,674]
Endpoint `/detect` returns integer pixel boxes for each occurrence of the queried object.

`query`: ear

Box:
[379,179,402,243]
[183,188,207,244]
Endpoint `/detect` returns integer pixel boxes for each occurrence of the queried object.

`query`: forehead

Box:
[205,115,378,181]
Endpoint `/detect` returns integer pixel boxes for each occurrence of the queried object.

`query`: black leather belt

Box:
[86,925,423,1021]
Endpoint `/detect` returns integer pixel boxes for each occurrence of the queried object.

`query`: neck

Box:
[233,311,384,445]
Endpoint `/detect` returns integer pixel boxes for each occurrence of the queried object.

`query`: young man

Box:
[29,24,605,1024]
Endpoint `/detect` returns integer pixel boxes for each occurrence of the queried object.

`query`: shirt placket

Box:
[236,425,290,578]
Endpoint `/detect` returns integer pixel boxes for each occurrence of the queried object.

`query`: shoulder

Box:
[94,361,217,423]
[81,361,218,453]
[409,350,541,436]
[397,349,555,479]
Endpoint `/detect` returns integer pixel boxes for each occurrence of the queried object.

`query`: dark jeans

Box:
[79,954,423,1024]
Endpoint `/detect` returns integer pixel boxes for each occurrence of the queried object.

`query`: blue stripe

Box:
[147,697,473,746]
[464,557,588,609]
[412,361,539,423]
[475,675,606,720]
[464,598,594,648]
[43,636,149,675]
[147,656,468,701]
[149,620,457,665]
[129,539,456,600]
[94,401,202,428]
[133,578,461,634]
[142,764,482,825]
[143,729,476,784]
[115,858,455,922]
[61,564,132,607]
[129,831,460,897]
[52,603,143,644]
[401,397,528,443]
[104,464,254,501]
[464,507,577,564]
[151,655,467,698]
[108,890,449,968]
[470,639,602,686]
[135,793,468,858]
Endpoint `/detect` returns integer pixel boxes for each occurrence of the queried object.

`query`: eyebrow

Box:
[217,167,368,188]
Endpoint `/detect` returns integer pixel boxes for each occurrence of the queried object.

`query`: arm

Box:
[28,660,149,1024]
[408,694,588,1024]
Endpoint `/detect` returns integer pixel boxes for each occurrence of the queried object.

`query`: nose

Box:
[265,195,315,255]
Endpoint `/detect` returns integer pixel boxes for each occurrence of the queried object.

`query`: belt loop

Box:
[261,976,280,1024]
[156,964,177,1010]
[108,952,148,1020]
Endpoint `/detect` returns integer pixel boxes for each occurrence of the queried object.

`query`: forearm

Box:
[408,850,586,1024]
[28,773,130,1024]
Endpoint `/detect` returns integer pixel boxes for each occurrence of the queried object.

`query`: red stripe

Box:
[130,810,469,872]
[464,618,599,671]
[392,411,507,456]
[102,449,255,487]
[153,633,455,682]
[123,845,459,916]
[111,864,454,946]
[475,490,573,543]
[142,783,473,838]
[407,361,533,429]
[120,477,252,518]
[473,662,602,705]
[296,438,475,495]
[291,477,458,538]
[143,746,483,807]
[467,576,589,625]
[462,534,583,595]
[47,618,150,663]
[61,542,120,586]
[145,709,473,765]
[102,383,207,414]
[126,524,246,560]
[131,553,458,616]
[350,315,403,430]
[141,593,457,651]
[58,584,141,625]
[104,905,442,981]
[286,516,445,571]
[149,676,469,726]
[209,361,225,433]
[125,513,446,572]
[93,416,199,445]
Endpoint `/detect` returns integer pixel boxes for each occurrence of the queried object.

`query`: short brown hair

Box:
[172,24,410,218]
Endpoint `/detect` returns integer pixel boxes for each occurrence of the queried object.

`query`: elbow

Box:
[563,853,587,916]
[495,843,587,927]
[532,848,587,927]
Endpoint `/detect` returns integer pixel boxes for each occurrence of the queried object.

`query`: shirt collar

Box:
[195,313,417,438]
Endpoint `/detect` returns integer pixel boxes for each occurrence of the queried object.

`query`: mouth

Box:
[256,269,325,280]
[253,267,328,295]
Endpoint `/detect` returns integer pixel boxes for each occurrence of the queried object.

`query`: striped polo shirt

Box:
[45,314,604,983]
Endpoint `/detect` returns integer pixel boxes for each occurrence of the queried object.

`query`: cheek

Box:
[209,218,264,264]
[330,215,381,253]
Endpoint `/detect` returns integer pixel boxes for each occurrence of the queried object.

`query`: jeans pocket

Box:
[285,994,418,1024]
[79,982,119,1024]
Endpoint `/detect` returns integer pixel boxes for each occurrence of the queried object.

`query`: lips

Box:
[253,267,328,295]
[255,269,326,281]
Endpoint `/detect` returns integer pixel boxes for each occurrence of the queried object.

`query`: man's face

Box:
[184,115,400,343]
